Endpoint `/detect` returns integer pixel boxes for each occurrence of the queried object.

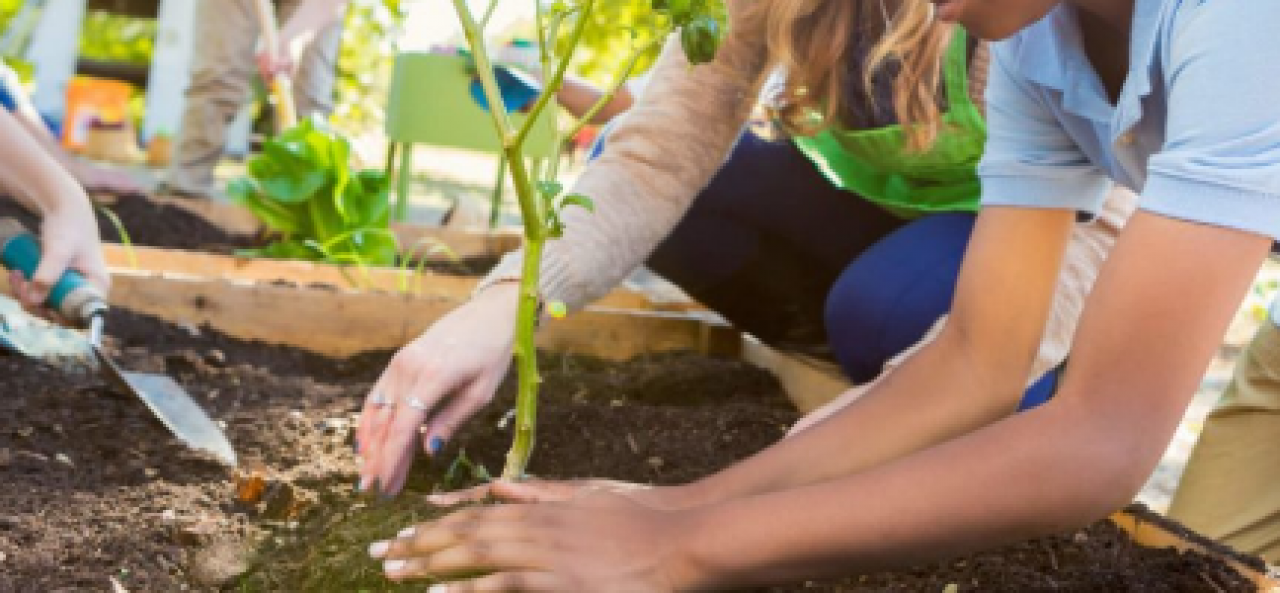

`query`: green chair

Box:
[384,51,559,224]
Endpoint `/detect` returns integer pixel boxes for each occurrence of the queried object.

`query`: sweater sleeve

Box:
[476,1,770,309]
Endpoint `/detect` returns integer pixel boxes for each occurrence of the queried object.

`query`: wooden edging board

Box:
[99,244,705,313]
[1111,510,1279,591]
[0,268,736,361]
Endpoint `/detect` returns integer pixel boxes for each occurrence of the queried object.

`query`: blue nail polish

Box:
[429,436,444,454]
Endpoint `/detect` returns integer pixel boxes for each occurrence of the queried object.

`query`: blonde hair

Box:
[763,0,954,151]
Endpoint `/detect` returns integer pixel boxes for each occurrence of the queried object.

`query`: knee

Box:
[824,261,902,384]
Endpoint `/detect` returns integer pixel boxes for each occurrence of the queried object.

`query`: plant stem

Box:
[501,231,544,478]
[511,0,596,149]
[565,34,665,141]
[451,0,513,140]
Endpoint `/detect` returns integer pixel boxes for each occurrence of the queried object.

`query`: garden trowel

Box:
[0,219,237,466]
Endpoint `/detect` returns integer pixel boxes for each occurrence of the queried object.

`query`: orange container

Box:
[62,76,134,151]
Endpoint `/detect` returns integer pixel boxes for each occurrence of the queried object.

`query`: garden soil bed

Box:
[0,194,499,275]
[0,311,1266,591]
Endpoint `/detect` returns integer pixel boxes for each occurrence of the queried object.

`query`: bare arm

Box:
[658,207,1074,508]
[671,211,1270,587]
[555,75,634,124]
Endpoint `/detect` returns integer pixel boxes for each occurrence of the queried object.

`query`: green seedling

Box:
[228,115,398,268]
[450,0,724,480]
[96,205,138,269]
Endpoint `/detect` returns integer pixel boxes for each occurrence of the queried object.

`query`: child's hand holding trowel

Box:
[0,109,108,321]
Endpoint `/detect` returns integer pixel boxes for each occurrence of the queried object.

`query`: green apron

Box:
[792,29,986,219]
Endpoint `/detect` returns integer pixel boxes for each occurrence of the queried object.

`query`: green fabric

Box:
[792,29,985,219]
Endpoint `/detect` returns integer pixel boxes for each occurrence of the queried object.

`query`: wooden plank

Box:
[99,244,704,312]
[1111,511,1279,591]
[93,270,737,360]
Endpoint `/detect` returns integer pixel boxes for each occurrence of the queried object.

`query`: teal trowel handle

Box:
[0,218,107,326]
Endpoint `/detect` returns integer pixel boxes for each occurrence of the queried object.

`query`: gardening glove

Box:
[7,199,110,319]
[356,283,519,496]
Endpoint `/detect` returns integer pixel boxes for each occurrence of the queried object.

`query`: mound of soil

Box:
[0,194,260,253]
[0,310,1265,591]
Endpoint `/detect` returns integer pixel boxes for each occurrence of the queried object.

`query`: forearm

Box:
[672,399,1155,589]
[666,328,1032,508]
[556,76,634,124]
[0,111,87,216]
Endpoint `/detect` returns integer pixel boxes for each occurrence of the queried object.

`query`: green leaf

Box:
[537,180,563,198]
[557,193,595,214]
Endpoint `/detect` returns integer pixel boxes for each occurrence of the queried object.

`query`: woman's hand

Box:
[370,491,699,591]
[9,195,109,316]
[356,283,520,496]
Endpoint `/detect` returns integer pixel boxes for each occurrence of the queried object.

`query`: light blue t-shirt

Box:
[979,0,1280,240]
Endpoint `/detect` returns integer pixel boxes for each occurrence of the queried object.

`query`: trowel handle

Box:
[0,218,107,326]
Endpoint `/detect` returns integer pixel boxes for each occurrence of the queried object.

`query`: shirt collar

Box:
[1012,0,1168,128]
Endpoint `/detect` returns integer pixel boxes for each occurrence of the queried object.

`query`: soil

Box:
[0,310,1266,591]
[0,194,494,276]
[0,194,260,253]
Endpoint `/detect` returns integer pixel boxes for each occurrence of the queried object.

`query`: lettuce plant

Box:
[227,116,398,267]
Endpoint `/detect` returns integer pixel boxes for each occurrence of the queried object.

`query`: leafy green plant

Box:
[227,115,397,266]
[452,0,724,479]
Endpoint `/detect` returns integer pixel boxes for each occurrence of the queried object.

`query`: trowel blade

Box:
[94,348,238,467]
[119,370,239,467]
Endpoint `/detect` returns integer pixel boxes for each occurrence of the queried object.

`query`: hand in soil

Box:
[357,284,519,496]
[370,490,693,591]
[427,478,660,507]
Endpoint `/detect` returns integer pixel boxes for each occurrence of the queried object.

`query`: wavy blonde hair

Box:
[762,0,953,151]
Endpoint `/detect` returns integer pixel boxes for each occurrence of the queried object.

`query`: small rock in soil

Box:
[0,447,11,467]
[188,539,252,586]
[14,450,48,464]
[204,349,227,367]
[54,452,73,467]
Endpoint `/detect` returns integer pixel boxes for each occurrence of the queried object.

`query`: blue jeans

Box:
[606,129,1057,409]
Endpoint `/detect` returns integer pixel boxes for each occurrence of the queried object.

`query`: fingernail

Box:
[384,559,407,572]
[368,541,389,558]
[429,436,444,454]
[398,527,415,539]
[427,585,450,593]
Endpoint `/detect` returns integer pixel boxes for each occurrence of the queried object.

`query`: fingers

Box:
[361,361,465,496]
[421,376,496,456]
[26,235,73,307]
[371,510,548,582]
[426,571,562,592]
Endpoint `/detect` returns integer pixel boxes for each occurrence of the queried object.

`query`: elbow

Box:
[1036,396,1172,529]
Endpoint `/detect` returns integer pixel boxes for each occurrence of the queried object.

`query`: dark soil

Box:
[0,194,260,253]
[0,311,1266,591]
[0,194,495,276]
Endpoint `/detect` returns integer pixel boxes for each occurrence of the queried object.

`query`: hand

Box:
[427,477,665,507]
[10,197,109,316]
[370,490,698,591]
[357,283,520,496]
[255,40,297,82]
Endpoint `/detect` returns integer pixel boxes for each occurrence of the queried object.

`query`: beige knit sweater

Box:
[480,0,1136,384]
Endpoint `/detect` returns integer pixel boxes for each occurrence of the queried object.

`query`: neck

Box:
[1069,0,1136,32]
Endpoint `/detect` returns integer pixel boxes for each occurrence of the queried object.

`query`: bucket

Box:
[62,76,134,151]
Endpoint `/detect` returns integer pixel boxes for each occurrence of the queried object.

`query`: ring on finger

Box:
[370,391,393,407]
[406,397,429,411]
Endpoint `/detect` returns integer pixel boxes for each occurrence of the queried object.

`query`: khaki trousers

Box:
[1169,319,1280,562]
[165,0,343,196]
